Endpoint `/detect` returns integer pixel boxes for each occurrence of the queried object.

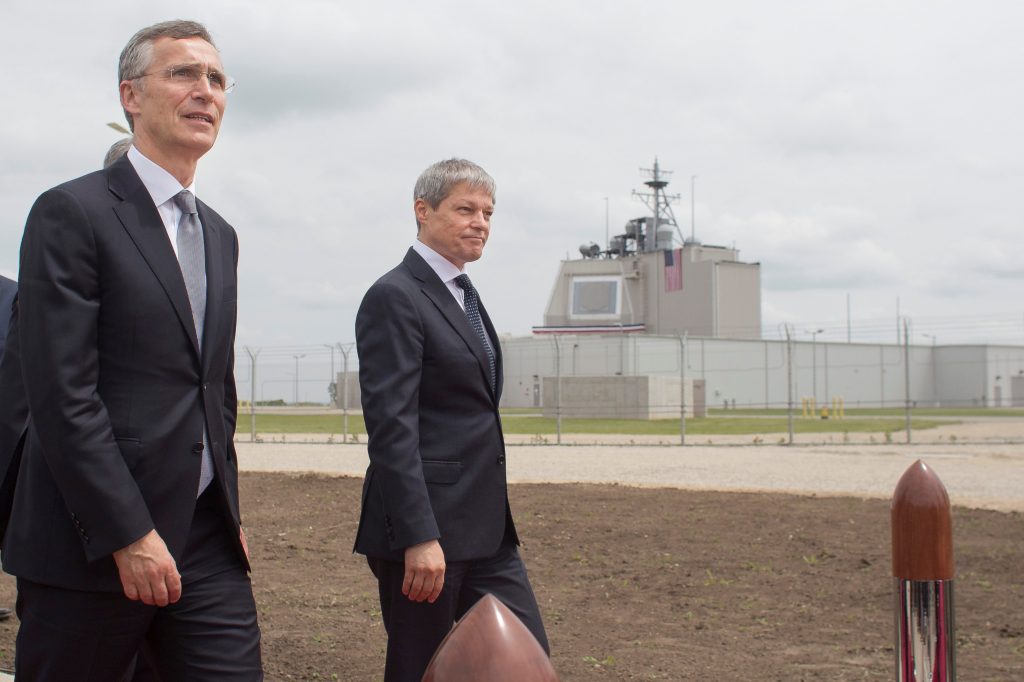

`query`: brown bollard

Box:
[421,594,559,682]
[891,459,956,681]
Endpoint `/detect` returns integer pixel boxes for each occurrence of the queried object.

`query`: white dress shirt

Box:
[411,240,497,358]
[412,240,468,311]
[127,146,197,258]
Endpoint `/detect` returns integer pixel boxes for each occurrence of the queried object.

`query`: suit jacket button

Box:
[192,443,204,454]
[497,456,506,465]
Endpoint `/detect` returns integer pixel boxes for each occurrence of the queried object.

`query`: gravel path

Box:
[236,437,1024,512]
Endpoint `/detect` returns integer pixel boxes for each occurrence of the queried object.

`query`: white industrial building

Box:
[495,159,1024,416]
[499,334,1024,413]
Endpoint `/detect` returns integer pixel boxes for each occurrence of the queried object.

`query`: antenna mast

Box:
[631,157,684,249]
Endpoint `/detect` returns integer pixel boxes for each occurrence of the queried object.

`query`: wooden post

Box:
[891,459,956,681]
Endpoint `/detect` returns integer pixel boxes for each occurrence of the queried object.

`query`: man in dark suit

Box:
[355,158,549,682]
[3,20,261,680]
[0,276,15,360]
[0,274,18,622]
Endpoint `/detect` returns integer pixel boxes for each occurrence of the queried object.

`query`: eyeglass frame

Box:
[135,63,236,94]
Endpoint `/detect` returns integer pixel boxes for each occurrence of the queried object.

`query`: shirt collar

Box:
[126,146,197,207]
[412,240,465,284]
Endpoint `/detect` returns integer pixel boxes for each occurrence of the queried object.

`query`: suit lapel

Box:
[108,157,201,360]
[402,249,497,399]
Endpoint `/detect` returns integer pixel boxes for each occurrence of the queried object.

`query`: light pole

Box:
[323,344,337,407]
[804,328,824,407]
[292,354,305,405]
[921,333,938,408]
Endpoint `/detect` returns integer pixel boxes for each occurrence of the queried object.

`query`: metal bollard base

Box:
[894,578,956,681]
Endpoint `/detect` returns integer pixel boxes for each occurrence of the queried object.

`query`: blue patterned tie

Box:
[454,274,496,393]
[173,190,213,495]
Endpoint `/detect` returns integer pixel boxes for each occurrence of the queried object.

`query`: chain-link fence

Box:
[233,333,1024,446]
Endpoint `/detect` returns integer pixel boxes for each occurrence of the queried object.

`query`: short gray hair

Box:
[413,158,496,231]
[118,20,217,131]
[103,136,133,168]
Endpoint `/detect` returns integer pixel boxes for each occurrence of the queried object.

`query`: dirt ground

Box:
[1,472,1021,681]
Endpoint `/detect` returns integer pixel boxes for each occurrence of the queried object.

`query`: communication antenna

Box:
[631,157,684,249]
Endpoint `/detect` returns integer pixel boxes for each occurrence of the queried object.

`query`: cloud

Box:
[3,0,1023,348]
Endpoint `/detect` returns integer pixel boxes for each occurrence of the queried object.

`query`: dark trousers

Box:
[14,485,262,681]
[369,537,549,682]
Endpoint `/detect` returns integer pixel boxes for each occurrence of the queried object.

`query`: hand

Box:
[403,539,445,603]
[112,529,182,607]
[239,526,251,561]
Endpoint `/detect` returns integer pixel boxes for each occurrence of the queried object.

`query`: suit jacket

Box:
[0,275,25,541]
[1,155,246,592]
[0,275,15,360]
[354,247,517,563]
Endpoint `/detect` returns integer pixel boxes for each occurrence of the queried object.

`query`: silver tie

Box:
[173,190,213,495]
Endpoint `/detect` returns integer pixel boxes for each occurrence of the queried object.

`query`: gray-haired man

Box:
[355,159,549,681]
[3,20,261,680]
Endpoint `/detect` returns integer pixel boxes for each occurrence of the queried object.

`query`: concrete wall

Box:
[716,261,761,339]
[499,334,1024,412]
[343,335,1024,415]
[540,375,703,419]
[334,371,362,411]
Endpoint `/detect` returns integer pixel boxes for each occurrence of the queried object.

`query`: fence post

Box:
[784,324,794,445]
[678,332,687,446]
[903,318,912,444]
[552,335,562,445]
[337,342,353,443]
[244,346,260,442]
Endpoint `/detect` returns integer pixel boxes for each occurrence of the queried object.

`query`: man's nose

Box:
[191,75,215,98]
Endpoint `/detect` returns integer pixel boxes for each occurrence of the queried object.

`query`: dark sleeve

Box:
[356,280,440,550]
[0,300,28,544]
[0,278,16,358]
[223,230,239,440]
[18,188,153,561]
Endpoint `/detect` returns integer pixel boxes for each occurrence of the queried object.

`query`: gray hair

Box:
[118,20,217,131]
[413,158,496,231]
[103,136,133,168]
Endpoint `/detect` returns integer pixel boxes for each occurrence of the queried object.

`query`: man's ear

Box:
[414,198,430,226]
[120,80,141,121]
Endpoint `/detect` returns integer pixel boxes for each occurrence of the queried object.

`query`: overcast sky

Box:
[4,0,1023,362]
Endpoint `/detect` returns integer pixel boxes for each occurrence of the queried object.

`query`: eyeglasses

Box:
[138,64,236,94]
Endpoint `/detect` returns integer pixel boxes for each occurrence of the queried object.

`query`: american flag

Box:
[664,248,683,291]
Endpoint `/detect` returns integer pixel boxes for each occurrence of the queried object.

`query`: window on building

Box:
[569,276,621,319]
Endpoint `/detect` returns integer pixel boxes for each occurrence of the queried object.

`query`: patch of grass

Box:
[710,407,1024,418]
[247,413,367,435]
[243,412,948,436]
[499,416,948,435]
